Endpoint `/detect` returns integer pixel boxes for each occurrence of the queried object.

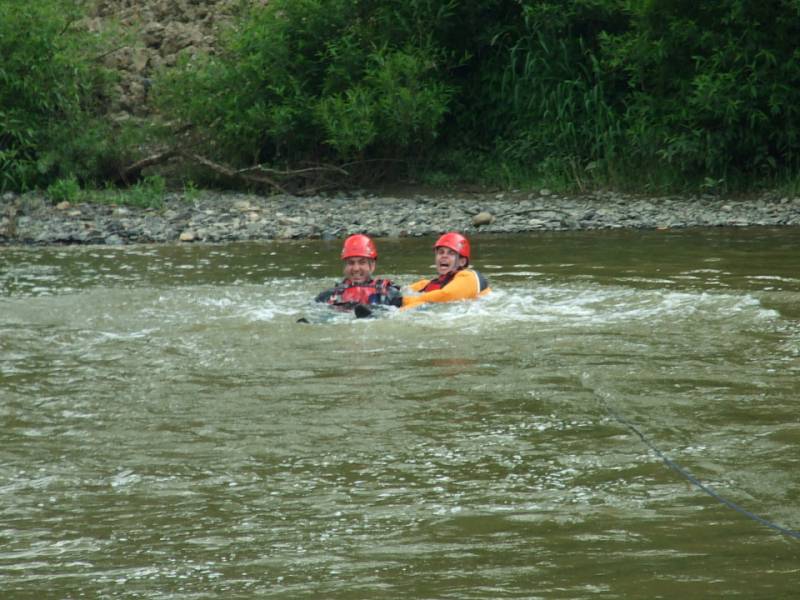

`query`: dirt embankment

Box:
[83,0,254,119]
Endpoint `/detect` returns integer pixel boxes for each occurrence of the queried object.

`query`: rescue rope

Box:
[596,392,800,540]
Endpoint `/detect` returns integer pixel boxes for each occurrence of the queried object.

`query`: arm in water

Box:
[317,279,403,309]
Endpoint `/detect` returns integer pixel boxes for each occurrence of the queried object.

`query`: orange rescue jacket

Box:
[401,269,490,309]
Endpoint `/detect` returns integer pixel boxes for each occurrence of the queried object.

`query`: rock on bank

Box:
[1,190,799,246]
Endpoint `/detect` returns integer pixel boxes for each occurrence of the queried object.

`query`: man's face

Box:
[343,256,375,283]
[435,246,466,276]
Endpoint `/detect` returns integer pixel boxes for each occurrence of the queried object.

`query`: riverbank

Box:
[1,188,799,246]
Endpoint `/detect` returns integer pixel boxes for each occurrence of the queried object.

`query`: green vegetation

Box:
[44,174,169,209]
[82,175,170,208]
[4,0,800,199]
[0,0,131,192]
[110,174,168,209]
[154,0,458,172]
[46,176,83,204]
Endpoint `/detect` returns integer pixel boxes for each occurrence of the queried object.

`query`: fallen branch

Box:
[119,144,351,194]
[118,149,178,183]
[237,163,349,177]
[183,152,291,195]
[339,157,407,169]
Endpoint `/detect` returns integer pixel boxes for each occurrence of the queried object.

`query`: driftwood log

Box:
[118,147,351,195]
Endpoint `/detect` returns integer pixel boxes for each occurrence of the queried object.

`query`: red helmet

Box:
[434,232,471,263]
[341,234,377,260]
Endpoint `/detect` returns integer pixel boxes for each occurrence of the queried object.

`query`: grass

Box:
[43,175,170,209]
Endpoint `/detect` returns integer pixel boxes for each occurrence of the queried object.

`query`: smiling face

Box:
[434,246,467,276]
[343,256,376,283]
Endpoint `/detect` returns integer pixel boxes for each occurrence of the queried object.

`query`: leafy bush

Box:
[46,176,82,203]
[125,175,167,209]
[0,0,117,192]
[16,0,793,195]
[81,174,168,209]
[603,0,800,186]
[316,46,454,156]
[154,0,457,171]
[452,1,628,188]
[435,0,800,192]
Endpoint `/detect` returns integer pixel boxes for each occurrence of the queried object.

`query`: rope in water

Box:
[600,397,800,541]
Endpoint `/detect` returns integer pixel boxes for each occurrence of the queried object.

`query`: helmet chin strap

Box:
[449,258,468,273]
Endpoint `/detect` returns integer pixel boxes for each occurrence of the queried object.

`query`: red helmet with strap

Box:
[341,234,378,260]
[434,232,471,263]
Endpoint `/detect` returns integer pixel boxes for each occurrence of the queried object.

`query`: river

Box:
[1,228,799,598]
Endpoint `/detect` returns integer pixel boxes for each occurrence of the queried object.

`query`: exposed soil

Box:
[84,0,252,118]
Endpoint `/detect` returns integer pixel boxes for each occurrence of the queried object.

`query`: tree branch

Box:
[237,163,349,177]
[118,142,351,195]
[182,153,291,195]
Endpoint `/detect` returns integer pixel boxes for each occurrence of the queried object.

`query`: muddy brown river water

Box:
[1,228,799,599]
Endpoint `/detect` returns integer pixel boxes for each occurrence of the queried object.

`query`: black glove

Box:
[389,294,403,308]
[315,289,334,303]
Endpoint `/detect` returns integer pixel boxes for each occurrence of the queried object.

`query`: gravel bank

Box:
[1,189,799,246]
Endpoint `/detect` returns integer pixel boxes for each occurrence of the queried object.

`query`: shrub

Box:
[155,0,800,193]
[154,0,456,172]
[0,0,117,192]
[600,0,800,186]
[126,175,167,209]
[46,176,82,204]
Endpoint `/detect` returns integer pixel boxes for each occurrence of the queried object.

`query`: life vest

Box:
[321,278,400,307]
[420,269,489,293]
[419,271,455,292]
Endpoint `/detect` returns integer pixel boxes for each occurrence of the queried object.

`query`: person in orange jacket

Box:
[315,234,403,310]
[402,232,490,310]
